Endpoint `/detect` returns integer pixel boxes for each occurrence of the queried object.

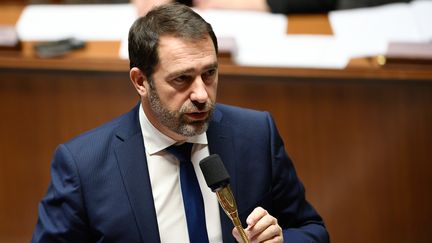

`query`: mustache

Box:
[180,100,214,113]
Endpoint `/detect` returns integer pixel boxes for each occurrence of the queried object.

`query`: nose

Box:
[190,77,209,103]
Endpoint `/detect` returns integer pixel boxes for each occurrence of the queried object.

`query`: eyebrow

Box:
[165,62,218,80]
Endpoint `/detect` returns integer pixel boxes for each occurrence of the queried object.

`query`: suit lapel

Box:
[112,105,239,243]
[207,109,238,243]
[114,105,161,243]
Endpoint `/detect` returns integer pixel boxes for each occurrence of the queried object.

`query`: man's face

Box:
[142,35,218,141]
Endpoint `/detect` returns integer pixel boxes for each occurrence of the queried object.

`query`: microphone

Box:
[199,154,250,243]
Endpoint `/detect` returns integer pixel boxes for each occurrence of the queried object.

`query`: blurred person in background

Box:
[131,0,336,15]
[131,0,413,15]
[29,0,414,16]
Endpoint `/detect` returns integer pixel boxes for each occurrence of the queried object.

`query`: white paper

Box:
[194,9,287,39]
[411,0,432,41]
[329,1,432,58]
[330,3,424,42]
[123,35,350,69]
[16,4,137,41]
[120,8,287,60]
[121,10,347,69]
[234,35,350,69]
[119,34,129,59]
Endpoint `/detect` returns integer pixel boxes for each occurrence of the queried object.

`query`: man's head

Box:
[129,3,218,79]
[128,3,219,141]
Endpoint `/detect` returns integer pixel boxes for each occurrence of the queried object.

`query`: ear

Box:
[130,67,148,97]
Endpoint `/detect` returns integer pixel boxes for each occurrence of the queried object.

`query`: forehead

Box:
[157,35,217,69]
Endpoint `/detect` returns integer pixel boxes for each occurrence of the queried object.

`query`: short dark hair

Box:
[128,3,218,79]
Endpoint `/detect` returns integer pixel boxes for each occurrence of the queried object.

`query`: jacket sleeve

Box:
[31,144,90,243]
[267,0,337,13]
[266,112,330,242]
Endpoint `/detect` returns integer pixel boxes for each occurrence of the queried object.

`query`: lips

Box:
[185,111,208,121]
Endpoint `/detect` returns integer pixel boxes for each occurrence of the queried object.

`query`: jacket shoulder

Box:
[215,103,271,124]
[62,105,140,158]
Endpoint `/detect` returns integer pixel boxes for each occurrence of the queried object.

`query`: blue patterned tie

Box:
[166,143,209,243]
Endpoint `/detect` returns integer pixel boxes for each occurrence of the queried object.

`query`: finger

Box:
[246,207,268,227]
[232,227,243,243]
[247,214,277,239]
[250,224,282,243]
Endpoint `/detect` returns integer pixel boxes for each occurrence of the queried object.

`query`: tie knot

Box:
[166,142,193,163]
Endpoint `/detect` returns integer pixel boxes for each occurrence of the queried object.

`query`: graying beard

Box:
[148,83,209,137]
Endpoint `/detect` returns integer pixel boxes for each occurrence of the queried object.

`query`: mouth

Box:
[184,111,209,121]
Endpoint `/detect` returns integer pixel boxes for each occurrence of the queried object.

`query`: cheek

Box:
[208,81,218,101]
[163,92,190,111]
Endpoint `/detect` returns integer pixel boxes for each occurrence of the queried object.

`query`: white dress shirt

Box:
[138,104,223,243]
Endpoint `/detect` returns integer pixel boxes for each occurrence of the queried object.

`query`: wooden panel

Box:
[0,69,137,242]
[287,14,333,35]
[1,68,431,243]
[1,4,432,80]
[0,4,24,25]
[217,75,432,243]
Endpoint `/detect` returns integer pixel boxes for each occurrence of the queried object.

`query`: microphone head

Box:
[199,154,230,191]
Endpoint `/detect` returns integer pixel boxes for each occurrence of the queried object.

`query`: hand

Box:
[232,207,283,243]
[132,0,173,16]
[193,0,270,12]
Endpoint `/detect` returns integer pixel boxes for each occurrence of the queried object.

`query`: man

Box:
[32,3,329,243]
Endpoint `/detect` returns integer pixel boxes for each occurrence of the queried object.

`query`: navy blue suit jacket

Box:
[32,103,329,242]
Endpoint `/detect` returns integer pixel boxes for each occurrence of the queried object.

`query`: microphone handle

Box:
[215,186,250,243]
[232,215,249,243]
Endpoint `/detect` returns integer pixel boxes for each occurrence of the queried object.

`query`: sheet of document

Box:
[120,10,348,69]
[411,0,432,41]
[329,0,432,58]
[16,4,137,41]
[121,8,288,61]
[234,35,350,69]
[194,9,287,39]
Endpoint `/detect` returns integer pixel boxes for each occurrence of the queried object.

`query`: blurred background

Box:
[1,0,431,242]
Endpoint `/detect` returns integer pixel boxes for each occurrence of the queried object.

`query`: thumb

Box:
[232,227,243,242]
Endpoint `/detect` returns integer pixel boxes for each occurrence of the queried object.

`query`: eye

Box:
[172,75,193,85]
[202,68,217,83]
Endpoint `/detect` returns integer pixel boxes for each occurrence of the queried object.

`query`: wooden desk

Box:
[1,4,432,243]
[1,5,432,80]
